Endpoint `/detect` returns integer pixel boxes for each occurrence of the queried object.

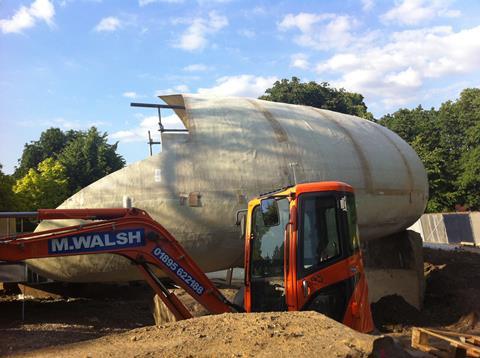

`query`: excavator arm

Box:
[0,208,239,320]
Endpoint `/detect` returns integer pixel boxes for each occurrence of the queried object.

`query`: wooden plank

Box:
[467,338,480,346]
[411,327,480,357]
[427,329,480,341]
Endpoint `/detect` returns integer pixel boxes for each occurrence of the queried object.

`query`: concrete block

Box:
[470,212,480,246]
[365,269,422,309]
[363,230,424,310]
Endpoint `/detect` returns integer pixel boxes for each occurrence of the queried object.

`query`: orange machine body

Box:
[0,181,373,333]
[244,182,374,333]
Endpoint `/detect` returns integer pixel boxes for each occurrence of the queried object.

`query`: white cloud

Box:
[183,63,209,72]
[197,0,232,3]
[111,114,184,143]
[279,13,331,33]
[290,53,309,70]
[197,0,232,6]
[197,75,277,97]
[316,53,359,73]
[174,11,228,51]
[52,118,109,130]
[238,29,255,38]
[94,17,121,32]
[123,91,138,99]
[30,0,55,23]
[385,67,422,87]
[50,118,77,130]
[252,6,266,15]
[316,25,480,108]
[175,84,189,92]
[155,84,190,96]
[19,117,109,130]
[0,0,55,34]
[381,0,460,26]
[361,0,374,11]
[278,12,357,50]
[139,0,184,6]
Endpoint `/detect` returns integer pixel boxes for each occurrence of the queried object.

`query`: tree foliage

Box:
[380,88,480,212]
[58,127,125,193]
[13,158,69,210]
[12,127,125,209]
[259,77,374,120]
[14,128,80,179]
[0,164,18,211]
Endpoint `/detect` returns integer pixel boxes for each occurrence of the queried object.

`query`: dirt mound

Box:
[372,248,480,333]
[422,248,480,327]
[371,295,421,332]
[448,312,480,334]
[15,312,380,358]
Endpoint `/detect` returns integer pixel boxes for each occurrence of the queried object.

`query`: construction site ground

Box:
[0,247,479,357]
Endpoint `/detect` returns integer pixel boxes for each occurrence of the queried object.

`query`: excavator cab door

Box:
[246,197,290,312]
[291,192,373,331]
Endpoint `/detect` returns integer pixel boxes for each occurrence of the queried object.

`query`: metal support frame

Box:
[130,102,188,156]
[147,131,161,156]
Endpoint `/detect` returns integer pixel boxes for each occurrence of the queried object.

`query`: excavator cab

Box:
[244,181,374,332]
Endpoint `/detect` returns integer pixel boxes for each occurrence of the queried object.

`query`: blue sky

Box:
[1,0,480,174]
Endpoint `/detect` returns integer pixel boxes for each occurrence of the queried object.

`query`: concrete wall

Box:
[471,212,480,245]
[363,230,425,309]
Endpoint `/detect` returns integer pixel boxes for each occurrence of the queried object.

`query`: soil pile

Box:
[372,248,480,333]
[422,248,480,329]
[15,312,379,358]
[371,295,421,331]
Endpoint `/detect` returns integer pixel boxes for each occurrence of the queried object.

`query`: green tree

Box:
[259,77,374,120]
[380,106,433,143]
[13,158,69,210]
[0,164,19,211]
[14,128,80,178]
[58,127,125,193]
[453,89,480,209]
[15,127,125,201]
[380,88,480,212]
[381,105,454,211]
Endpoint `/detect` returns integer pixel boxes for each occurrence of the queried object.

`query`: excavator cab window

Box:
[298,194,342,276]
[260,198,280,227]
[249,197,289,312]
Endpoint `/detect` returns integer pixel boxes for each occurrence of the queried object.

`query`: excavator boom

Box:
[0,208,238,320]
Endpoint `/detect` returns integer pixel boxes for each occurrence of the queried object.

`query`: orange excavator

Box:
[0,181,374,333]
